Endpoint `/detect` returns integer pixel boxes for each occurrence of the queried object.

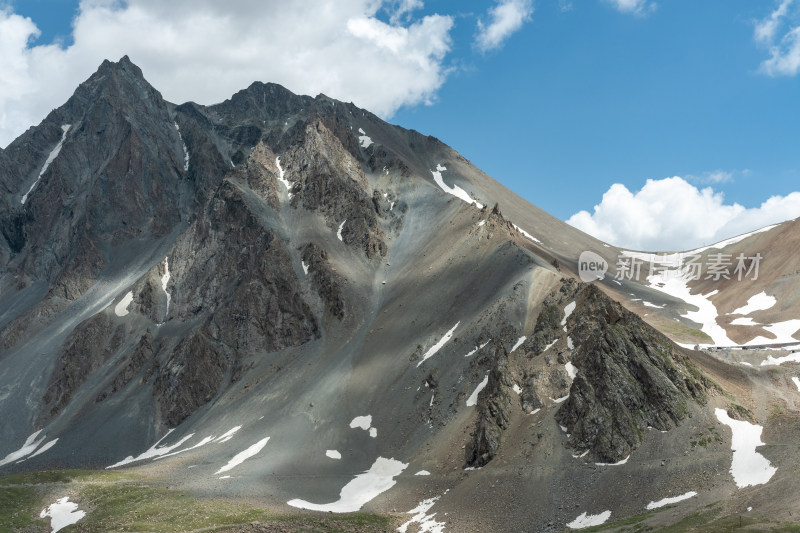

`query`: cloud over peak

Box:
[475,0,533,52]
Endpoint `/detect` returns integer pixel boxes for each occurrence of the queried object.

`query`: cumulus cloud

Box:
[475,0,533,52]
[755,0,800,76]
[566,177,800,251]
[685,169,734,185]
[0,0,454,148]
[602,0,654,15]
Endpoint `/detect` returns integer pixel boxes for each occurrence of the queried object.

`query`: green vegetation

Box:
[0,470,395,533]
[657,322,712,345]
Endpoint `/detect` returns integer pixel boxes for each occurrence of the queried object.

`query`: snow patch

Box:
[418,322,459,367]
[464,340,490,358]
[759,351,800,366]
[552,394,569,404]
[174,122,189,172]
[431,164,483,209]
[567,336,574,350]
[40,497,85,533]
[337,220,346,241]
[0,430,46,467]
[512,224,542,244]
[565,362,578,380]
[214,426,242,444]
[326,450,342,460]
[29,439,58,459]
[107,430,195,468]
[215,437,270,475]
[562,301,576,331]
[715,408,776,488]
[302,261,309,275]
[114,291,133,317]
[275,157,294,199]
[646,491,697,510]
[398,495,447,533]
[731,292,777,316]
[350,415,372,431]
[22,124,71,204]
[684,224,779,255]
[512,383,522,394]
[793,377,800,391]
[415,470,431,476]
[731,317,759,326]
[358,129,374,148]
[160,257,171,321]
[466,374,489,407]
[509,336,526,353]
[288,457,407,512]
[567,511,611,529]
[595,455,629,466]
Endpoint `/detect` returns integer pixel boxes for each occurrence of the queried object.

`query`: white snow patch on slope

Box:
[22,124,71,204]
[640,264,734,346]
[415,470,431,476]
[792,377,800,391]
[746,321,800,347]
[275,157,294,199]
[512,223,543,244]
[543,340,557,352]
[684,224,779,255]
[646,491,697,510]
[160,257,171,320]
[509,336,526,353]
[464,340,490,357]
[552,394,569,404]
[215,437,270,475]
[431,164,483,209]
[565,362,578,380]
[350,415,372,431]
[731,317,759,326]
[595,455,629,466]
[466,374,489,407]
[214,426,242,444]
[29,439,58,459]
[358,129,373,148]
[302,261,309,275]
[567,510,611,529]
[369,427,378,438]
[512,383,522,394]
[562,301,576,331]
[732,292,777,316]
[715,408,776,488]
[418,322,459,367]
[326,450,342,459]
[337,220,346,241]
[114,291,133,317]
[40,497,85,533]
[107,430,195,468]
[288,457,407,513]
[398,495,447,533]
[0,430,46,467]
[567,336,574,350]
[760,352,800,366]
[174,122,189,171]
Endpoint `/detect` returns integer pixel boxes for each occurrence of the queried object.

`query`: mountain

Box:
[1,57,799,533]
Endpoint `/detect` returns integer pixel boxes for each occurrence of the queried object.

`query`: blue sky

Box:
[2,0,799,250]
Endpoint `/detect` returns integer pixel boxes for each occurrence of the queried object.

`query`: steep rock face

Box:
[285,120,387,259]
[41,313,126,421]
[169,179,319,352]
[153,329,227,426]
[465,343,514,468]
[556,284,710,462]
[95,330,155,403]
[301,243,345,320]
[3,57,187,299]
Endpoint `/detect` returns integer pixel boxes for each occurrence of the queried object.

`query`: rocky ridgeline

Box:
[466,278,714,467]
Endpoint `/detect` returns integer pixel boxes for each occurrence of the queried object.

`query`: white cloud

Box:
[755,0,800,76]
[475,0,533,52]
[0,0,454,148]
[567,177,800,251]
[755,0,793,44]
[388,0,424,24]
[686,169,734,185]
[603,0,653,15]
